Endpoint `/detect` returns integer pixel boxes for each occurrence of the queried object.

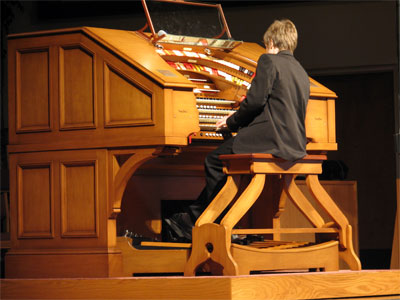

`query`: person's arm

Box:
[226,54,276,131]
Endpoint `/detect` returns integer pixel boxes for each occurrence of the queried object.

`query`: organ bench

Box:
[185,154,361,275]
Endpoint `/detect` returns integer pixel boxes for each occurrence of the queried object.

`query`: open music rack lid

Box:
[139,0,241,47]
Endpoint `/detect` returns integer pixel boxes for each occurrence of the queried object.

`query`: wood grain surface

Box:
[1,270,399,300]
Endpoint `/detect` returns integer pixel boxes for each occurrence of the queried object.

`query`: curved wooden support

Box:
[221,173,266,229]
[283,175,325,228]
[339,225,362,270]
[232,240,339,274]
[184,223,238,276]
[196,175,240,226]
[306,174,350,248]
[111,147,159,218]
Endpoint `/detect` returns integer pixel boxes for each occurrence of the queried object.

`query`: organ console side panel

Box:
[6,27,200,278]
[8,28,199,152]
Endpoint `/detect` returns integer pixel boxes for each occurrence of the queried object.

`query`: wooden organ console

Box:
[6,0,359,278]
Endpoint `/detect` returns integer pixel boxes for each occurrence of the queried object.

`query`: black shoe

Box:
[163,212,193,243]
[231,234,264,245]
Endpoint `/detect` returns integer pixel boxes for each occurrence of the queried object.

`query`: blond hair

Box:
[263,19,298,52]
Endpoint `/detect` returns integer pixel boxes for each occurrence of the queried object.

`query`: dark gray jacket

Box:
[226,51,309,161]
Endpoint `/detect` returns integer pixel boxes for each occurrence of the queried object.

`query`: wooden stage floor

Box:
[1,270,399,300]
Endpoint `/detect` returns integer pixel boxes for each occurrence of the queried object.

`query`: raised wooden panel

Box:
[104,63,154,127]
[16,48,50,132]
[171,89,199,136]
[327,99,336,143]
[60,161,98,237]
[306,99,329,143]
[17,163,53,238]
[59,45,96,129]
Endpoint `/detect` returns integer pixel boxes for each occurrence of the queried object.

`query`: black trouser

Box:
[188,137,234,220]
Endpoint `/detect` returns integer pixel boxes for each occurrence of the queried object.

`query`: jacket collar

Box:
[278,50,293,56]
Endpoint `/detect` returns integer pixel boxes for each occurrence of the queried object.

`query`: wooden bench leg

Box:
[196,175,240,226]
[283,174,325,228]
[339,225,362,270]
[184,223,238,276]
[306,175,361,270]
[186,174,265,276]
[221,174,266,229]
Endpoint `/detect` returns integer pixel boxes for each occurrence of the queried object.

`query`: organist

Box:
[164,19,310,242]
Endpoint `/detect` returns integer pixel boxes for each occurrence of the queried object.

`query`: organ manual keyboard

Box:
[6,0,342,278]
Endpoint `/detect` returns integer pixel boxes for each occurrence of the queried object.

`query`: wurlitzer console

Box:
[6,0,359,278]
